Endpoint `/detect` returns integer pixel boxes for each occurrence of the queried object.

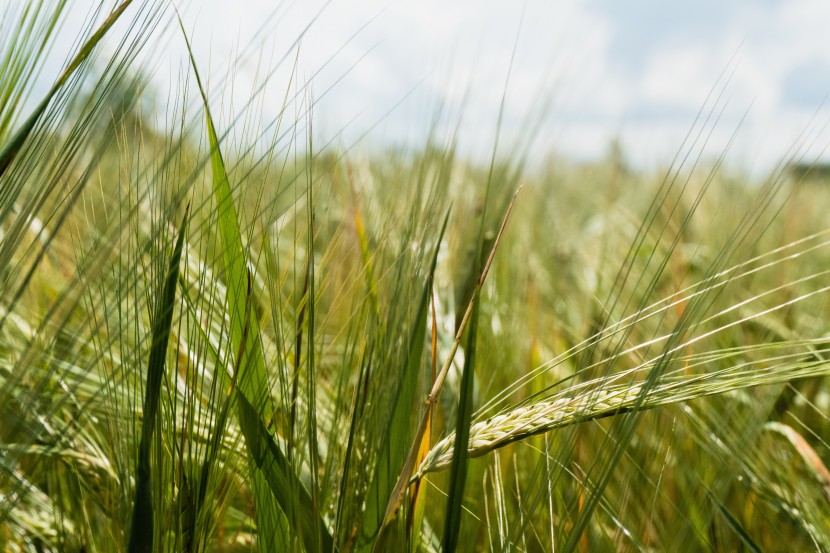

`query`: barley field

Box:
[2,2,830,552]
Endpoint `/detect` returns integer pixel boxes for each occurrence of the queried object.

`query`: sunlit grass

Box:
[2,2,830,552]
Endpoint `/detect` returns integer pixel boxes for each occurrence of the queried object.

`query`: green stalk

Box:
[127,204,189,553]
[179,16,334,551]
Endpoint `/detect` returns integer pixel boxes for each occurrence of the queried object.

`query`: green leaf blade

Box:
[127,205,189,553]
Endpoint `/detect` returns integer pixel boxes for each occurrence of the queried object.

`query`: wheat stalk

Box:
[415,350,830,479]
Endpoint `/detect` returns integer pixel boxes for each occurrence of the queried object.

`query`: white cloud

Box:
[641,47,713,107]
[7,0,830,171]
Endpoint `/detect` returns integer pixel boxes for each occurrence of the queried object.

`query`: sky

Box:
[15,0,830,173]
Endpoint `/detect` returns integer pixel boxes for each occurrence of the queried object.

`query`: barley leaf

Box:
[0,0,134,178]
[708,489,762,553]
[360,209,450,549]
[441,283,479,553]
[127,204,189,553]
[179,17,335,551]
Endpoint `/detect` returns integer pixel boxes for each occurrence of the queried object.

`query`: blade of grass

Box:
[236,384,334,552]
[127,203,189,553]
[177,267,336,552]
[406,290,439,552]
[189,269,255,553]
[387,185,521,519]
[178,18,271,411]
[0,0,68,141]
[707,489,762,553]
[360,208,451,549]
[303,107,323,552]
[334,340,374,549]
[179,17,334,551]
[441,292,480,552]
[0,0,134,178]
